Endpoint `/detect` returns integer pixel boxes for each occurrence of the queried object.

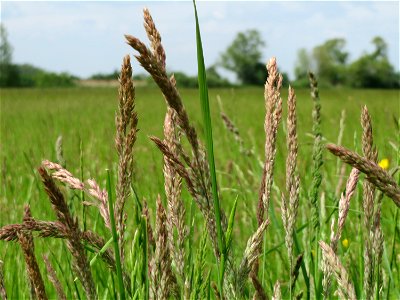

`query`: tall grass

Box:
[0,4,399,300]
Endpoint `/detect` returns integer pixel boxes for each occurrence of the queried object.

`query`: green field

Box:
[1,86,399,298]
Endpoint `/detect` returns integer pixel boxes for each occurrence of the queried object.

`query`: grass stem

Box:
[106,169,125,300]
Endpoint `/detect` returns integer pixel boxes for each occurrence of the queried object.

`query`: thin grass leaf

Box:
[80,138,87,231]
[141,216,149,300]
[225,197,238,251]
[193,0,226,295]
[89,237,113,267]
[106,169,125,300]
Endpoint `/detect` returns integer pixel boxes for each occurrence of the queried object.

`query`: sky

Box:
[1,1,399,81]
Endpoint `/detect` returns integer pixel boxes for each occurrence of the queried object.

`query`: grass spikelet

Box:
[272,280,281,300]
[260,57,283,219]
[42,160,84,190]
[142,200,155,249]
[86,179,110,229]
[55,135,66,168]
[143,8,166,69]
[125,10,200,157]
[326,144,400,206]
[361,105,376,300]
[38,166,97,299]
[115,54,138,263]
[308,72,323,231]
[253,57,283,286]
[151,195,178,299]
[43,255,67,300]
[42,160,111,230]
[18,205,48,300]
[237,219,269,294]
[18,231,48,300]
[308,72,324,298]
[319,241,356,300]
[323,168,360,297]
[0,260,6,300]
[331,168,360,252]
[163,108,186,281]
[281,85,300,299]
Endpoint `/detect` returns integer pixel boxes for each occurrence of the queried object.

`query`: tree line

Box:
[1,24,398,88]
[220,29,399,88]
[0,25,77,88]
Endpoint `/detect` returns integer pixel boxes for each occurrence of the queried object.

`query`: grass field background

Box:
[1,86,399,298]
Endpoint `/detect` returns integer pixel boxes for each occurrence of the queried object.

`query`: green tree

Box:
[220,29,266,85]
[294,48,313,80]
[313,38,348,86]
[292,48,314,87]
[348,36,398,88]
[0,23,19,87]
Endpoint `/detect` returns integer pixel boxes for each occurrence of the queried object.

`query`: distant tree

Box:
[0,24,12,65]
[292,48,314,87]
[34,71,76,87]
[204,65,232,88]
[172,71,198,88]
[90,70,120,80]
[313,38,348,86]
[348,36,398,88]
[172,67,231,88]
[294,48,313,80]
[220,29,266,85]
[0,23,19,87]
[15,64,43,87]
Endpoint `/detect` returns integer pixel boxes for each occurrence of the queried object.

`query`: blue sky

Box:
[1,1,399,81]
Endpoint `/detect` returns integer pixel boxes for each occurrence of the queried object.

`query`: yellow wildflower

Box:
[378,158,389,170]
[342,238,349,249]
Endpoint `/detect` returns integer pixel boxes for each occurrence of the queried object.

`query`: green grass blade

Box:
[141,216,149,300]
[79,138,87,231]
[90,237,113,267]
[106,169,126,300]
[193,0,226,295]
[225,197,238,251]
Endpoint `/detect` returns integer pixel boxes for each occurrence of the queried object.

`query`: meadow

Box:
[1,84,399,299]
[0,5,399,300]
